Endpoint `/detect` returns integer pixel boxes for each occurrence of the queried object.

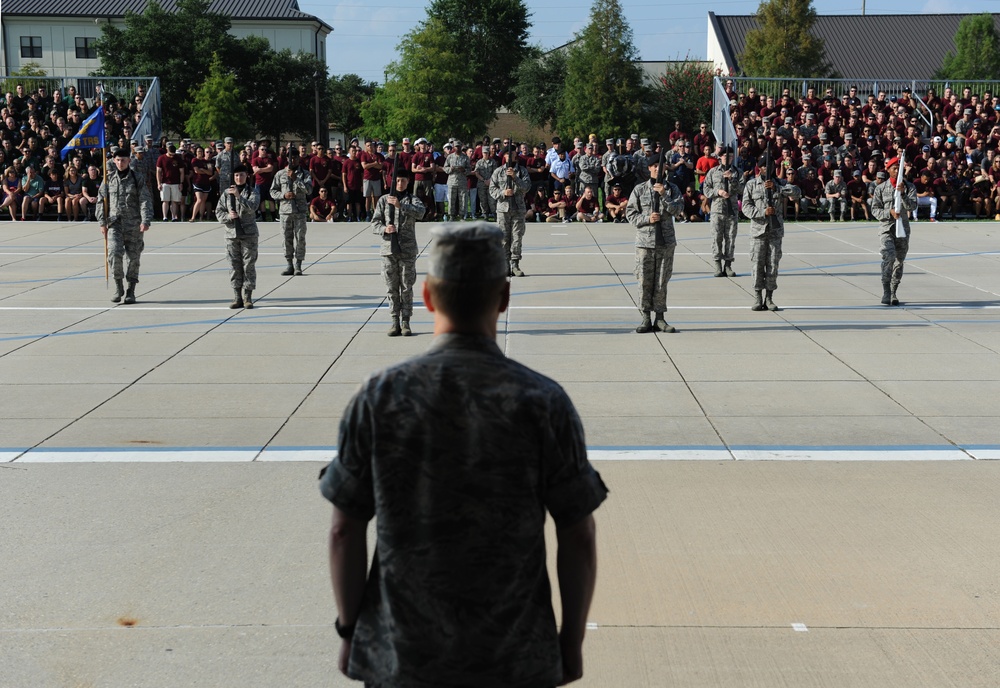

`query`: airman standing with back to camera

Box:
[626,153,683,334]
[489,145,532,277]
[271,148,313,276]
[702,145,742,277]
[216,163,260,309]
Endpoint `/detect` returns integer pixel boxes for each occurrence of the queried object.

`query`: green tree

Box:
[559,0,646,139]
[94,0,231,132]
[510,48,565,132]
[360,18,491,143]
[426,0,532,110]
[738,0,835,78]
[648,59,716,137]
[235,46,328,144]
[936,13,1000,80]
[0,63,58,96]
[185,54,254,142]
[328,74,378,137]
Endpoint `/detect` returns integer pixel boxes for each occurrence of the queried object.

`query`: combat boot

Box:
[765,290,778,311]
[511,260,524,277]
[653,313,676,333]
[243,289,253,309]
[713,260,724,277]
[724,261,736,277]
[751,291,765,311]
[890,286,899,307]
[881,282,891,306]
[295,260,304,276]
[281,261,294,276]
[123,282,137,305]
[111,279,124,303]
[400,319,412,336]
[635,312,653,333]
[229,289,244,309]
[387,316,401,337]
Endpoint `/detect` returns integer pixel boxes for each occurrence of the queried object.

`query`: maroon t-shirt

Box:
[251,151,276,186]
[605,192,627,207]
[577,196,598,214]
[310,196,335,216]
[190,158,210,188]
[310,156,331,184]
[410,152,434,181]
[359,151,384,181]
[156,153,182,185]
[341,157,363,191]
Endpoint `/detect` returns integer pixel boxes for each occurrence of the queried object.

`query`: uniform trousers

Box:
[281,213,307,261]
[635,244,676,313]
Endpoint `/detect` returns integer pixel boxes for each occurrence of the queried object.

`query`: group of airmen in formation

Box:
[97,135,918,333]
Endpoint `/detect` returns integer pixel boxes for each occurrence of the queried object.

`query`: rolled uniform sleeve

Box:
[542,392,609,527]
[319,386,376,522]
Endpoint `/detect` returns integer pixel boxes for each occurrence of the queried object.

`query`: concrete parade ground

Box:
[1,215,999,687]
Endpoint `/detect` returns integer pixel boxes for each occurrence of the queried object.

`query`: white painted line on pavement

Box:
[968,449,1000,460]
[259,449,337,462]
[732,449,971,461]
[589,449,732,461]
[16,450,258,463]
[792,623,809,632]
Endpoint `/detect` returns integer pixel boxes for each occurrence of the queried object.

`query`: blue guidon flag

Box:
[61,106,105,158]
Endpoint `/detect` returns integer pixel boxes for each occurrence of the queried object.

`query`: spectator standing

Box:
[251,141,277,222]
[156,143,184,222]
[443,142,470,221]
[359,139,384,221]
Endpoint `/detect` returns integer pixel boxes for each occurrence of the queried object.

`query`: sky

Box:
[300,0,1000,82]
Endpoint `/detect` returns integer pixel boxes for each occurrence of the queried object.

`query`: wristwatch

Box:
[334,617,355,640]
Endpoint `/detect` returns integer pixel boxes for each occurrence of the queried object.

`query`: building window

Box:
[20,36,42,59]
[75,37,97,60]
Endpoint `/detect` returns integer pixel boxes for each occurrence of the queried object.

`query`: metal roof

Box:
[711,13,1000,80]
[2,0,329,29]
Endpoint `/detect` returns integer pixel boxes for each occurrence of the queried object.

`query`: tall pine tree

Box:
[936,13,1000,80]
[738,0,835,78]
[559,0,646,139]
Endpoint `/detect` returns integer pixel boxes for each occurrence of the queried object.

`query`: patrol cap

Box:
[630,133,639,140]
[492,138,501,144]
[833,169,842,176]
[640,138,649,146]
[605,138,614,145]
[876,171,887,179]
[845,133,853,139]
[427,223,507,282]
[135,145,146,153]
[144,134,153,141]
[113,147,130,158]
[387,140,396,147]
[224,137,233,143]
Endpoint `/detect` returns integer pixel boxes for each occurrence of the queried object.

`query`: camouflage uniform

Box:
[444,152,470,219]
[702,164,742,263]
[216,148,238,191]
[488,163,532,262]
[742,175,801,292]
[270,166,313,263]
[371,192,426,319]
[214,184,260,291]
[626,179,683,313]
[870,178,917,289]
[97,168,153,284]
[474,155,498,218]
[823,177,849,220]
[576,152,602,197]
[632,150,650,184]
[320,333,608,688]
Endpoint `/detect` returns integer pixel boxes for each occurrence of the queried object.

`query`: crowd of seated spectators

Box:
[722,81,1000,221]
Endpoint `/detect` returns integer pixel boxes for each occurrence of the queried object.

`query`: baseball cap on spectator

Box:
[784,117,793,123]
[964,108,973,115]
[387,140,396,147]
[551,136,561,144]
[845,133,853,139]
[402,137,411,143]
[933,136,942,143]
[922,145,930,152]
[223,137,233,143]
[853,170,861,176]
[876,171,887,180]
[630,134,639,140]
[605,138,613,144]
[612,182,621,188]
[414,137,427,145]
[833,169,842,176]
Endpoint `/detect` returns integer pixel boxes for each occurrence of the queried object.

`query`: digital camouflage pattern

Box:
[871,179,917,286]
[475,156,499,217]
[488,164,532,262]
[215,184,260,290]
[823,178,849,220]
[626,179,683,313]
[444,152,471,219]
[372,192,425,317]
[742,175,801,292]
[320,333,608,688]
[702,164,743,263]
[270,166,313,262]
[97,168,153,283]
